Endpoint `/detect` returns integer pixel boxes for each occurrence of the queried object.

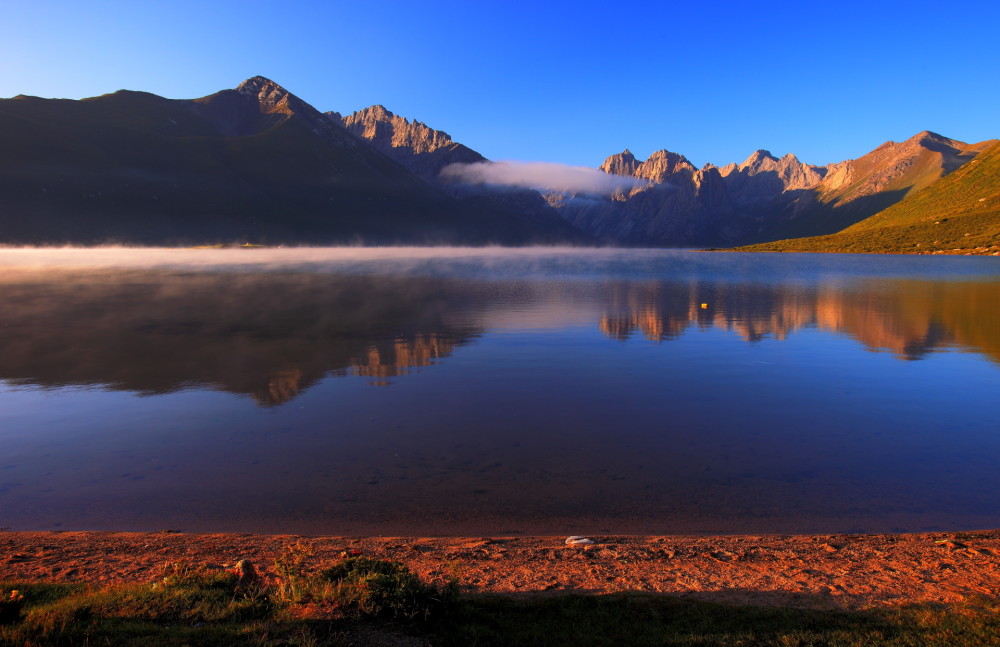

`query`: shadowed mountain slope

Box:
[557,149,744,247]
[334,104,585,241]
[733,140,1000,254]
[0,77,582,245]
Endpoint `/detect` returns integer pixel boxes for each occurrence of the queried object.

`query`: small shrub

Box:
[316,557,456,621]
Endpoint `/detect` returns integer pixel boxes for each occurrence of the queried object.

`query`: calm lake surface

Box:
[2,247,999,536]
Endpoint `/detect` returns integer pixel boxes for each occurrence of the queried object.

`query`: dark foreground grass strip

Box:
[437,594,895,647]
[3,576,1000,646]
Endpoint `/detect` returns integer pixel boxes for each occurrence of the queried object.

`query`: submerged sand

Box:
[2,530,999,611]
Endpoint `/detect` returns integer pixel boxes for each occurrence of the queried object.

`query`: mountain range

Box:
[1,75,996,251]
[0,77,580,245]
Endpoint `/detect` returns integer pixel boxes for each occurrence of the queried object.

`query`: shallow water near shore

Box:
[1,247,999,535]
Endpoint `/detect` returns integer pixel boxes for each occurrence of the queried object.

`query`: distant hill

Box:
[731,140,1000,255]
[0,77,584,245]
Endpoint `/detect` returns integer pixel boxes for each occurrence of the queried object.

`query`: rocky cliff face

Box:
[341,105,455,154]
[556,149,744,246]
[599,149,641,177]
[599,148,697,184]
[719,150,827,208]
[335,104,486,179]
[632,149,698,183]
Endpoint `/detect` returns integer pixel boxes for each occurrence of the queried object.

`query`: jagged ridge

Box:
[560,131,993,246]
[335,104,485,178]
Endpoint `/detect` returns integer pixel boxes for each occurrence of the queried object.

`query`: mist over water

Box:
[1,248,999,535]
[2,246,996,280]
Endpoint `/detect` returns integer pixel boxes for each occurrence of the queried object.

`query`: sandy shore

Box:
[2,530,999,611]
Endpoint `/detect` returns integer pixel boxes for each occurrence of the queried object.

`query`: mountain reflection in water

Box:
[598,279,1000,362]
[0,269,483,405]
[0,269,996,406]
[2,250,999,536]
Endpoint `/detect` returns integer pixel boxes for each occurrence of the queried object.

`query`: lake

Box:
[1,247,999,536]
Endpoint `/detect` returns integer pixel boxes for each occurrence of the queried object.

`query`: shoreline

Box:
[2,529,998,611]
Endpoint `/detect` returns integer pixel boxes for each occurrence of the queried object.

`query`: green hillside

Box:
[734,140,1000,254]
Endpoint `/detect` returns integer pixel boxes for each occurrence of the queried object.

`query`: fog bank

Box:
[441,160,648,195]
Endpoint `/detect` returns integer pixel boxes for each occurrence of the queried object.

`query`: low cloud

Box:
[441,160,648,196]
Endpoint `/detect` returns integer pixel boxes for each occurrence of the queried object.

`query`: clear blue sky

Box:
[3,0,997,168]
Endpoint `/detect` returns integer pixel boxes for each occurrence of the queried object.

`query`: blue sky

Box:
[3,0,997,168]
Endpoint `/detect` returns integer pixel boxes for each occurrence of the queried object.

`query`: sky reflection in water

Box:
[1,248,998,535]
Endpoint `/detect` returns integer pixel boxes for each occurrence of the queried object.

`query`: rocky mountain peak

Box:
[599,149,640,177]
[236,76,287,99]
[865,131,959,160]
[733,149,822,182]
[721,147,826,208]
[647,149,689,162]
[636,150,696,182]
[233,75,316,120]
[741,150,778,169]
[598,148,694,182]
[819,130,980,197]
[908,130,966,155]
[354,104,394,121]
[189,76,352,142]
[911,130,946,143]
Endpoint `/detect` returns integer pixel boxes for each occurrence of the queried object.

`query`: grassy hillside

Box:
[750,133,995,244]
[734,140,1000,254]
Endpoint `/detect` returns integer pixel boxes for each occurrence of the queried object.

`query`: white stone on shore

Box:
[565,536,595,545]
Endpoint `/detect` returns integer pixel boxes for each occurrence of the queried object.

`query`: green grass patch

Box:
[3,563,1000,646]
